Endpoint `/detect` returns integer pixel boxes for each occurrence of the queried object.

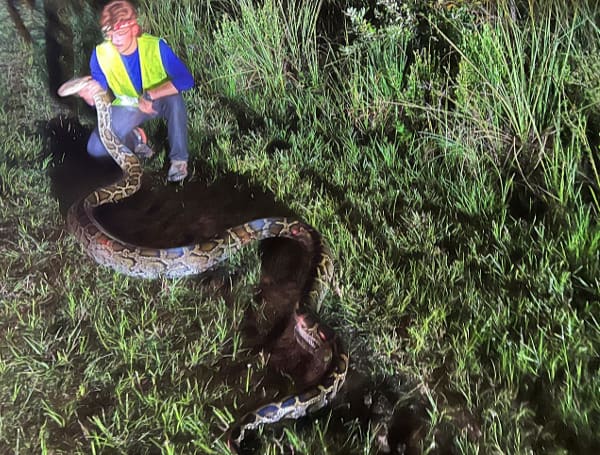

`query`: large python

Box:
[58,77,348,452]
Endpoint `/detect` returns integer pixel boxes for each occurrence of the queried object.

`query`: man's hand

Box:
[138,96,157,115]
[77,77,104,106]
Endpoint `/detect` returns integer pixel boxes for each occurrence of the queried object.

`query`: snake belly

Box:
[62,81,348,452]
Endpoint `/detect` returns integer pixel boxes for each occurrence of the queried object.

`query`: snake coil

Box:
[58,77,348,452]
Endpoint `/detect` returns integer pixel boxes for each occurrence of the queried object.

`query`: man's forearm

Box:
[144,81,178,101]
[78,77,105,106]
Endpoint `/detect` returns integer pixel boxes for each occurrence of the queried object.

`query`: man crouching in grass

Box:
[76,0,194,183]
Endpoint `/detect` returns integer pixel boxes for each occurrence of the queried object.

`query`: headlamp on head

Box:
[100,1,140,38]
[102,19,138,38]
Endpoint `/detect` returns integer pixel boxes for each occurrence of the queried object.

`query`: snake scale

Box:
[58,77,348,452]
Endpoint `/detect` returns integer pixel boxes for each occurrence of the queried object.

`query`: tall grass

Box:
[440,3,573,178]
[1,0,599,454]
[335,25,412,137]
[207,0,323,119]
[566,1,600,213]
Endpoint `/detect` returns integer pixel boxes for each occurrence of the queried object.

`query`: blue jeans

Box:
[87,93,189,162]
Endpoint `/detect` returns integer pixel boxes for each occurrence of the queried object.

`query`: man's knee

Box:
[87,132,109,158]
[161,93,186,117]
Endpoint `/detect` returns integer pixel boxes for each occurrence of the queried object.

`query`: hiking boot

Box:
[132,127,154,159]
[167,160,188,182]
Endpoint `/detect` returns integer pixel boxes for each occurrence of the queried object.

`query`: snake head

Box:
[293,309,333,354]
[57,76,93,97]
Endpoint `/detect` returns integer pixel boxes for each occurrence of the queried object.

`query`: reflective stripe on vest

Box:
[96,34,169,106]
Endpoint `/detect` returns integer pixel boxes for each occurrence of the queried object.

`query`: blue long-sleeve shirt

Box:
[90,38,194,94]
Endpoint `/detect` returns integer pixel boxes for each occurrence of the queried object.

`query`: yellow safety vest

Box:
[96,34,168,106]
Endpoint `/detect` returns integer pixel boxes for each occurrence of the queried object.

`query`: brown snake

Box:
[58,77,348,452]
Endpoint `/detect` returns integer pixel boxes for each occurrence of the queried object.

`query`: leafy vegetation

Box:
[1,0,598,453]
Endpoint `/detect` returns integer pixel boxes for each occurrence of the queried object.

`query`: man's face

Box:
[106,20,137,55]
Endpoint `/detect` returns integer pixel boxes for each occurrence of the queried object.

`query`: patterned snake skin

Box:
[58,77,348,452]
